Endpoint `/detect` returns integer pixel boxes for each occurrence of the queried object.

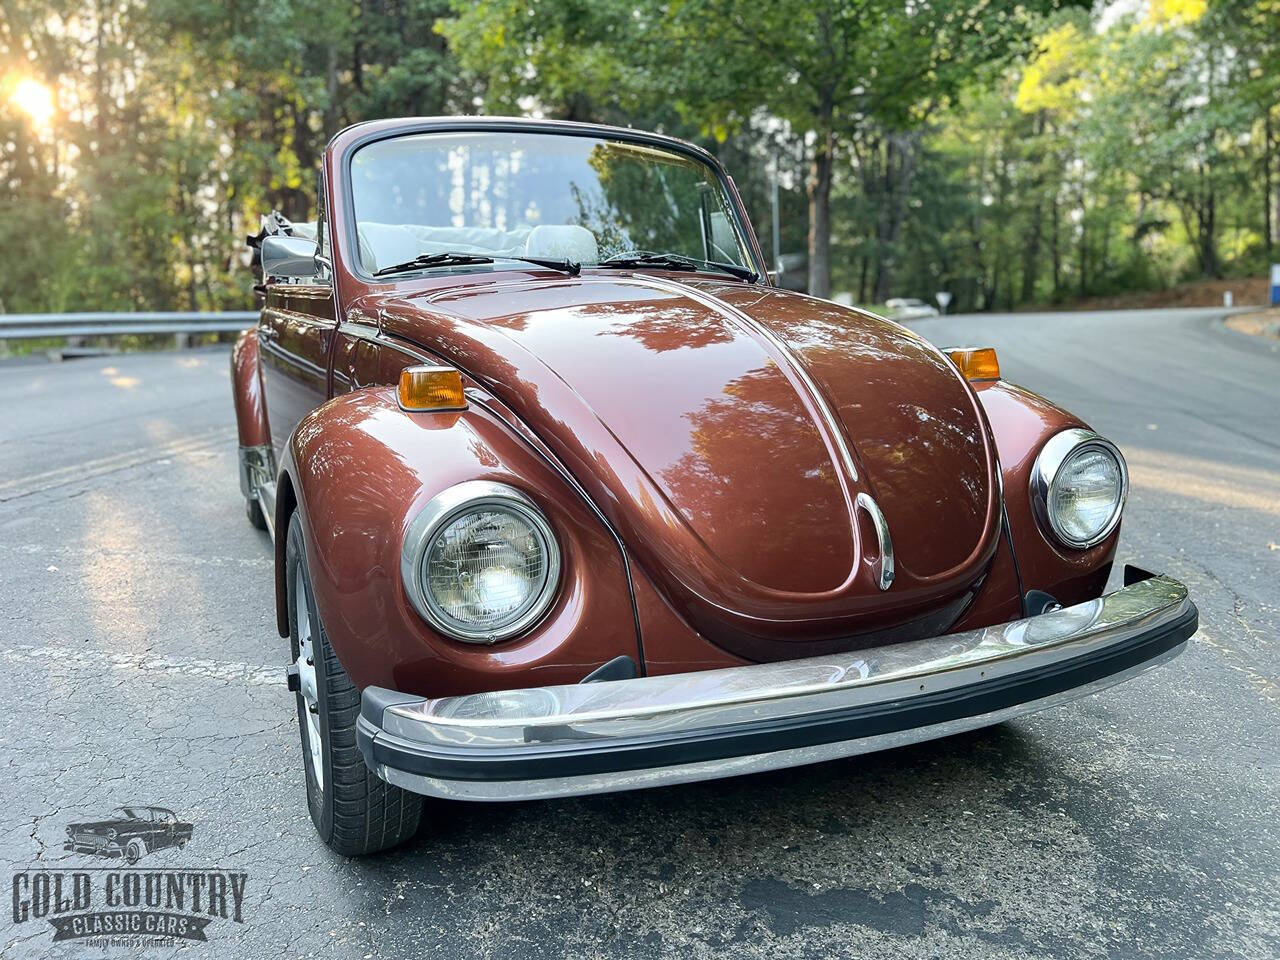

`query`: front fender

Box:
[279,386,640,697]
[975,381,1118,606]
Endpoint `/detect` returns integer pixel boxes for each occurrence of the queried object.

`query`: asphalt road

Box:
[1,307,1276,959]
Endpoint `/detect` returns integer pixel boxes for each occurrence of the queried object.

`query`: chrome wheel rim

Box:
[294,566,324,792]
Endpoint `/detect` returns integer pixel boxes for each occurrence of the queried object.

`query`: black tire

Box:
[285,512,423,856]
[125,838,145,864]
[246,496,268,530]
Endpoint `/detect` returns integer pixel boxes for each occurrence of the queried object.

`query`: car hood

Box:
[369,274,1001,660]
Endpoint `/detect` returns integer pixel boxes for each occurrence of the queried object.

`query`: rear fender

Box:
[278,386,640,697]
[230,329,271,448]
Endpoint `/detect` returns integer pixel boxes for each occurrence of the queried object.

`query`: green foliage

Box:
[0,0,475,312]
[844,0,1278,309]
[0,0,1273,314]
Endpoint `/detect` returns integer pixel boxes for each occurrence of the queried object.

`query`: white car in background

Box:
[885,298,941,320]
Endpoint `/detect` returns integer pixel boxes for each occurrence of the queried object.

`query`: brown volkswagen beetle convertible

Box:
[231,117,1197,856]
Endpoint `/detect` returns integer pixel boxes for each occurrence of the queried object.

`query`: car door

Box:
[259,177,338,461]
[156,809,175,848]
[258,283,337,461]
[136,809,159,850]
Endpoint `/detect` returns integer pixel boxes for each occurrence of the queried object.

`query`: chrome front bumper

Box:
[357,573,1196,802]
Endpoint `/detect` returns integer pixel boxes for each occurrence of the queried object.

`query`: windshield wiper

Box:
[373,251,580,278]
[597,251,758,282]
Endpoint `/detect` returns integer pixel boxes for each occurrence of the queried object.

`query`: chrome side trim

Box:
[377,641,1186,802]
[1030,428,1129,549]
[378,574,1190,747]
[257,331,330,380]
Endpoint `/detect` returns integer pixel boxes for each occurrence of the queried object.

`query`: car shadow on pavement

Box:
[300,703,1247,957]
[327,722,1093,954]
[387,721,1042,861]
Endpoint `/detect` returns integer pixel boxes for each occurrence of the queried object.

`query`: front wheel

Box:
[125,838,146,864]
[285,512,423,856]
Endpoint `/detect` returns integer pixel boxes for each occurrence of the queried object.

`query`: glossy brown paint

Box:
[947,526,1024,634]
[281,385,640,695]
[258,284,336,463]
[354,274,1000,661]
[230,117,1118,693]
[630,564,747,675]
[230,329,270,448]
[972,381,1118,605]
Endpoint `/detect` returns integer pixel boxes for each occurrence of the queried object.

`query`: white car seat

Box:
[352,222,599,273]
[523,225,599,264]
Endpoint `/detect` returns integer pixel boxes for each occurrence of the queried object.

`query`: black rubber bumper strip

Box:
[360,601,1197,783]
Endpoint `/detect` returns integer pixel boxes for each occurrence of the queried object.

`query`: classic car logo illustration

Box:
[10,806,248,947]
[64,805,194,864]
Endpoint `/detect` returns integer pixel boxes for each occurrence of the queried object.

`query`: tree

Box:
[3,0,1273,315]
[443,0,1084,299]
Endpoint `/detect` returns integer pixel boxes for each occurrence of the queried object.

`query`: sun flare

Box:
[9,77,56,129]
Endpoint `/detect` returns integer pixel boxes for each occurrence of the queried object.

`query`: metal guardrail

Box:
[0,311,257,340]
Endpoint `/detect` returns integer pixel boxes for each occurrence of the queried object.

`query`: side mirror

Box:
[261,235,323,281]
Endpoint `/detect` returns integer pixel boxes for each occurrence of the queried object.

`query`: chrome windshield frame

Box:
[336,118,769,285]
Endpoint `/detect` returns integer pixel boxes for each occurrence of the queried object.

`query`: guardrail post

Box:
[174,332,190,349]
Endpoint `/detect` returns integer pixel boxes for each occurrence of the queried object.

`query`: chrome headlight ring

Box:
[400,481,561,644]
[1030,428,1129,550]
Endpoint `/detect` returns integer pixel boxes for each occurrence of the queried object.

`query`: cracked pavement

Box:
[0,308,1276,958]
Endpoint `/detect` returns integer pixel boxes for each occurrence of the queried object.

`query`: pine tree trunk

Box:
[807,130,834,299]
[1051,198,1061,297]
[1020,203,1041,305]
[871,133,921,304]
[1264,109,1274,259]
[324,45,339,139]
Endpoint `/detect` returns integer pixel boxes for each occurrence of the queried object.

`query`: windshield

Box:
[348,130,754,276]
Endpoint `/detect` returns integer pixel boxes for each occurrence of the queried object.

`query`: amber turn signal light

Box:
[398,365,467,411]
[946,347,1000,382]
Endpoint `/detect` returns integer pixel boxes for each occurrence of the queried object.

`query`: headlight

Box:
[401,481,561,643]
[1031,429,1128,549]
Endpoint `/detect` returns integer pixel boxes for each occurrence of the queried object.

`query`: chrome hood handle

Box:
[855,493,895,591]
